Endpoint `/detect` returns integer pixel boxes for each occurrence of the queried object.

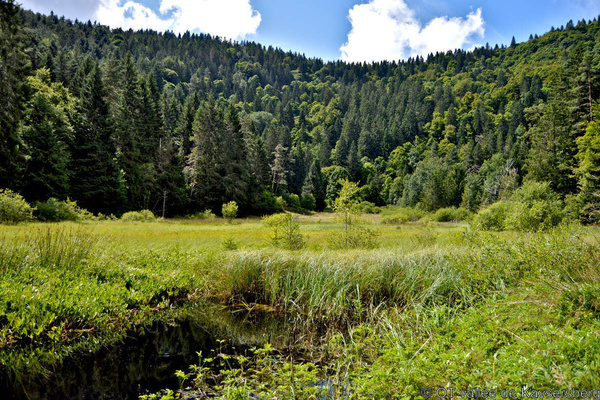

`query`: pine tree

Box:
[185,100,226,210]
[0,0,29,190]
[21,68,73,201]
[71,64,125,214]
[302,159,326,211]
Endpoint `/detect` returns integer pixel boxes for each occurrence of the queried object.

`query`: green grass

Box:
[1,217,599,398]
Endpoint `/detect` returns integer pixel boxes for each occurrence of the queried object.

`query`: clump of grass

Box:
[0,236,29,273]
[219,251,469,327]
[29,226,96,269]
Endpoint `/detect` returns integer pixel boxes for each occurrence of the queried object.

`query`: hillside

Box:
[1,1,600,219]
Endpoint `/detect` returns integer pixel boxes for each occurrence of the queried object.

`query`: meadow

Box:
[1,212,600,399]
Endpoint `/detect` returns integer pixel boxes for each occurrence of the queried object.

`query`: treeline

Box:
[1,0,600,220]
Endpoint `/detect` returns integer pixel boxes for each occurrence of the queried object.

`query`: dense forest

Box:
[1,0,599,220]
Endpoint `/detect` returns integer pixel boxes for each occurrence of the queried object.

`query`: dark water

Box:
[2,305,291,400]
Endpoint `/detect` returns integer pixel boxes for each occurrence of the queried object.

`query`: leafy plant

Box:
[35,197,96,222]
[222,201,238,223]
[330,180,378,249]
[262,213,305,250]
[0,189,34,224]
[121,210,156,222]
[222,237,239,251]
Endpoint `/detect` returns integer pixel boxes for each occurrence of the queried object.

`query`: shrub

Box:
[275,196,287,211]
[432,207,472,223]
[121,210,156,222]
[357,201,381,214]
[432,207,455,222]
[222,201,238,223]
[0,189,34,224]
[300,193,316,211]
[328,226,378,249]
[505,200,563,231]
[35,198,96,222]
[504,182,564,231]
[286,194,301,211]
[222,237,239,251]
[381,207,426,224]
[188,209,216,219]
[263,213,305,250]
[474,201,509,231]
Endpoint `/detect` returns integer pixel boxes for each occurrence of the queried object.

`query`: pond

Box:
[2,304,293,400]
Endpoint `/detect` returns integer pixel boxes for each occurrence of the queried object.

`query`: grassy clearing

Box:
[1,217,599,398]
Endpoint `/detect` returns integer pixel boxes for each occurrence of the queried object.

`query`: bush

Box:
[474,201,509,231]
[328,226,378,249]
[505,200,563,231]
[432,207,472,223]
[432,207,455,222]
[222,237,239,251]
[357,201,381,214]
[300,193,316,211]
[263,213,305,250]
[35,198,96,222]
[381,207,426,224]
[188,209,216,219]
[222,201,238,223]
[0,189,34,224]
[275,196,287,211]
[121,210,156,222]
[285,194,301,211]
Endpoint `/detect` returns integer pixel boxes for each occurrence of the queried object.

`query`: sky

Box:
[17,0,600,62]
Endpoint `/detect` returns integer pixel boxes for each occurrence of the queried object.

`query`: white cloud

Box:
[95,0,261,40]
[159,0,261,39]
[97,0,172,32]
[340,0,484,63]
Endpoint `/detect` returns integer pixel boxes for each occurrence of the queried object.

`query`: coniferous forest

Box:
[5,1,600,398]
[1,0,599,221]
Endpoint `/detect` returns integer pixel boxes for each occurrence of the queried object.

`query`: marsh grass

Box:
[2,219,600,398]
[29,225,96,270]
[218,251,470,330]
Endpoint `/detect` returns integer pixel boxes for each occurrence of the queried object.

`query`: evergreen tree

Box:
[20,69,73,201]
[0,0,28,190]
[71,64,125,214]
[302,159,326,211]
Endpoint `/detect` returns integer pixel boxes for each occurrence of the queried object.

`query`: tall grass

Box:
[29,225,96,269]
[218,251,470,328]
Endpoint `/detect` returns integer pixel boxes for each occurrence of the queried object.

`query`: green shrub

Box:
[503,182,564,231]
[188,209,216,219]
[474,201,509,231]
[222,237,240,251]
[328,226,378,249]
[35,198,96,222]
[300,193,316,211]
[505,200,563,231]
[358,201,381,214]
[286,193,301,211]
[263,213,305,250]
[381,207,426,224]
[510,181,558,204]
[432,207,455,222]
[121,210,156,222]
[0,189,34,224]
[222,201,238,223]
[432,207,472,222]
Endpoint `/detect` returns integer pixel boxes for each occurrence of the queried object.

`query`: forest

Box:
[1,0,599,222]
[3,1,600,398]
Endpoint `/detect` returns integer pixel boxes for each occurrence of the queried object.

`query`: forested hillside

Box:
[1,0,600,219]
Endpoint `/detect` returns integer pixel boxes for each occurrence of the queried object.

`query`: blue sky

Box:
[18,0,600,62]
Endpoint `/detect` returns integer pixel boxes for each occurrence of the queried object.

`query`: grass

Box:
[1,216,599,398]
